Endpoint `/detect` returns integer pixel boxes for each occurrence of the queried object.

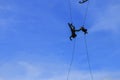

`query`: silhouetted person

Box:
[80,26,88,34]
[79,0,88,4]
[68,23,81,41]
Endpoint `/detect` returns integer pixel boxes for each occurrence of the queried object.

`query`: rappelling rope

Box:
[84,35,94,80]
[66,0,75,80]
[67,39,76,80]
[68,0,73,23]
[82,1,93,79]
[67,0,93,80]
[83,0,90,26]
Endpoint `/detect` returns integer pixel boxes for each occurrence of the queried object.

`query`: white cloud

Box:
[90,4,120,34]
[48,71,120,80]
[18,61,42,77]
[0,61,120,80]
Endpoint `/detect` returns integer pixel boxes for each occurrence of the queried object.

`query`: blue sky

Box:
[0,0,120,80]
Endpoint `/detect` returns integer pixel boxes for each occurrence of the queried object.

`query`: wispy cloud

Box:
[0,61,120,80]
[90,4,120,34]
[18,61,42,77]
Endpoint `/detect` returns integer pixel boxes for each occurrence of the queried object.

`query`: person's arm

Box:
[79,0,88,4]
[75,29,81,32]
[75,26,83,32]
[79,1,83,4]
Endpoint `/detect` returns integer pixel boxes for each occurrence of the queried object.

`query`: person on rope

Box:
[79,0,88,4]
[68,23,81,41]
[80,26,88,34]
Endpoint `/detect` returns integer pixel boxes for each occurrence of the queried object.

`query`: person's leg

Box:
[69,36,72,41]
[68,23,73,32]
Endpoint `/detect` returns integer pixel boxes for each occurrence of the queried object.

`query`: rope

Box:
[84,35,94,80]
[67,39,76,80]
[68,0,73,23]
[83,0,90,26]
[66,0,93,80]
